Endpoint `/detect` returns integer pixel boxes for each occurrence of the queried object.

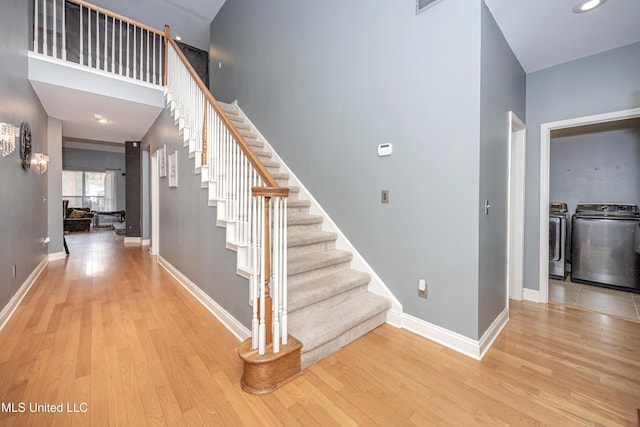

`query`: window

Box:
[62,170,107,211]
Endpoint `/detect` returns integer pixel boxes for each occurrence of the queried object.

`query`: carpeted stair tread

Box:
[288,269,371,313]
[287,214,323,226]
[289,292,390,354]
[288,230,337,248]
[288,249,352,276]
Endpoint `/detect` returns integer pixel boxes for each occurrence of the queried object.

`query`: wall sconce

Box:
[0,123,16,157]
[31,153,49,174]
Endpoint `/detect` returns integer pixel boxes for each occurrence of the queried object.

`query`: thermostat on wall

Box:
[378,143,393,157]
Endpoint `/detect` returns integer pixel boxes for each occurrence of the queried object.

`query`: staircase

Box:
[212,102,391,369]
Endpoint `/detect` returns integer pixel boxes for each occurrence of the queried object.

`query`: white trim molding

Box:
[142,239,151,246]
[157,256,251,342]
[398,307,509,361]
[124,237,143,245]
[523,288,541,303]
[48,251,67,261]
[0,257,48,331]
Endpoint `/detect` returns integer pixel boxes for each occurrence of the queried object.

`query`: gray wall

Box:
[550,127,640,217]
[0,0,48,310]
[141,110,252,326]
[478,3,526,336]
[525,42,640,291]
[211,0,486,338]
[62,147,126,210]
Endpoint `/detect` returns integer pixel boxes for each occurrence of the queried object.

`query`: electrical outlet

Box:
[12,265,16,278]
[381,190,389,204]
[418,279,428,298]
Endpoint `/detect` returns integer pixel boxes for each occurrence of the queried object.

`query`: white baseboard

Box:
[478,307,509,359]
[523,288,541,303]
[398,307,508,361]
[157,256,251,342]
[48,251,67,261]
[142,239,151,246]
[0,257,48,331]
[124,237,142,245]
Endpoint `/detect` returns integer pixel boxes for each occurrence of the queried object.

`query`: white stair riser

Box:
[287,240,336,258]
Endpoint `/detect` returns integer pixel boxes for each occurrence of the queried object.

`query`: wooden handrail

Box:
[66,0,165,36]
[165,36,280,189]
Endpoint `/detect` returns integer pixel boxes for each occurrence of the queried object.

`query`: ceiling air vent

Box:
[416,0,444,15]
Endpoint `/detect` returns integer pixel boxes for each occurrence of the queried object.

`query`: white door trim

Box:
[538,107,640,302]
[150,149,160,256]
[507,111,526,302]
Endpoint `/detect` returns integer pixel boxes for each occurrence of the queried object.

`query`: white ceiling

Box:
[484,0,640,73]
[32,0,640,147]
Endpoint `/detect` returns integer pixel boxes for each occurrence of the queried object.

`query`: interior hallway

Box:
[0,230,638,425]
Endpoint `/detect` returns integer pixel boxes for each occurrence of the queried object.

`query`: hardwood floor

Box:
[1,230,639,426]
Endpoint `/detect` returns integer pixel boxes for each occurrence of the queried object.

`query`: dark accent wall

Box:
[176,41,209,88]
[125,141,141,237]
[0,0,48,310]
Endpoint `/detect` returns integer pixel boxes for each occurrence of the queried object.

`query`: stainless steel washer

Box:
[549,202,568,280]
[571,203,640,292]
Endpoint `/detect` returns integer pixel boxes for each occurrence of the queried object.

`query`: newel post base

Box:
[238,335,302,395]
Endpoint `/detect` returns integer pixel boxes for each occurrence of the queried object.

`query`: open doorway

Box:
[538,107,640,303]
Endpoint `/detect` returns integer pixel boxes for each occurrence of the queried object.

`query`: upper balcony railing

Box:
[33,0,164,85]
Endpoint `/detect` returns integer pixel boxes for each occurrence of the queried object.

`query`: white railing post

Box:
[34,0,39,52]
[61,0,66,59]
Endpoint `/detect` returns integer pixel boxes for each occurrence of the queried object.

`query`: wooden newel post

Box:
[263,196,273,347]
[201,96,208,166]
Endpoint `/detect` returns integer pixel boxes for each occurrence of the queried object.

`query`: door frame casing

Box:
[507,111,526,302]
[150,149,160,256]
[537,107,640,302]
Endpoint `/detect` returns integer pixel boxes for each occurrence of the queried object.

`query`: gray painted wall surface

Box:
[524,42,640,291]
[62,147,126,210]
[550,128,640,217]
[0,0,48,310]
[478,3,526,336]
[211,0,484,338]
[142,110,252,327]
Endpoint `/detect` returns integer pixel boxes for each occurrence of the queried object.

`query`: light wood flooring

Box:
[0,230,639,426]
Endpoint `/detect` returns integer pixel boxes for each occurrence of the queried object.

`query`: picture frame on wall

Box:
[168,151,178,187]
[158,145,167,177]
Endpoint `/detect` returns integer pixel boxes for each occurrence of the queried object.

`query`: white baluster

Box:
[133,25,137,79]
[96,11,100,69]
[258,196,266,355]
[87,7,91,67]
[61,0,66,59]
[126,23,129,77]
[34,0,39,52]
[282,196,288,344]
[273,196,280,353]
[152,33,156,84]
[43,0,48,56]
[119,21,123,75]
[52,0,57,58]
[102,15,109,71]
[111,17,115,72]
[145,30,151,82]
[79,4,83,65]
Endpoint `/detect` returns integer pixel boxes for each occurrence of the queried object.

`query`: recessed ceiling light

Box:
[175,35,182,41]
[94,113,102,120]
[573,0,607,13]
